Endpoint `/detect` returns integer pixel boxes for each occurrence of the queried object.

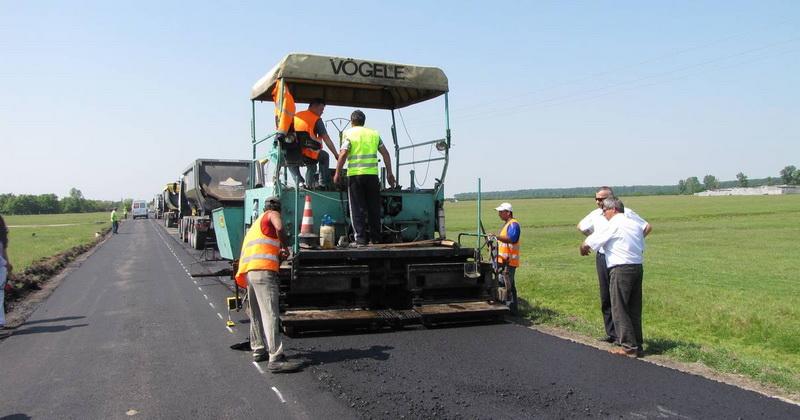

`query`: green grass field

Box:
[4,212,111,270]
[446,195,800,394]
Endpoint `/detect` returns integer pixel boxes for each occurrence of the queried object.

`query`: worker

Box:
[110,208,119,234]
[288,98,340,189]
[577,186,651,344]
[123,207,128,220]
[234,197,302,373]
[492,202,521,315]
[0,214,12,330]
[333,110,396,246]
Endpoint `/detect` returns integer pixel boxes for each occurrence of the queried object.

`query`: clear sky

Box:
[2,1,798,201]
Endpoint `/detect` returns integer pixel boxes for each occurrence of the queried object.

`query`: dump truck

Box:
[212,53,507,333]
[178,159,250,250]
[153,193,164,219]
[161,182,181,228]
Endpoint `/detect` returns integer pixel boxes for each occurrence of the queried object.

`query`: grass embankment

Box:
[5,212,111,271]
[446,195,800,394]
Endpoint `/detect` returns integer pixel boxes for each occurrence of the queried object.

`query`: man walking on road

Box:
[580,197,647,357]
[110,208,119,234]
[235,197,302,373]
[333,110,396,246]
[577,187,650,343]
[492,202,521,315]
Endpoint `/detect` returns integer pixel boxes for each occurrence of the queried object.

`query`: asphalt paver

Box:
[1,217,798,419]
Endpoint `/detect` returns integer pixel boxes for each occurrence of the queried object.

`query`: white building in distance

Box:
[695,185,800,196]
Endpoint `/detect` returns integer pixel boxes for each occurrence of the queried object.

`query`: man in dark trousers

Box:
[333,110,396,246]
[580,197,648,357]
[577,187,651,343]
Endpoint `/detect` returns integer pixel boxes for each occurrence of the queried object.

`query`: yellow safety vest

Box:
[344,126,380,176]
[497,218,520,267]
[235,211,281,288]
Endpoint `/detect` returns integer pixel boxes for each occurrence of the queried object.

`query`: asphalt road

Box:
[1,218,798,419]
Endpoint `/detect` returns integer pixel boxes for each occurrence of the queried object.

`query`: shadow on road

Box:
[293,345,394,365]
[20,316,86,326]
[1,414,33,420]
[9,324,89,336]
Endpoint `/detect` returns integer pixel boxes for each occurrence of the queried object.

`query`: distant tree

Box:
[0,193,14,214]
[123,198,133,212]
[36,193,61,214]
[736,172,749,187]
[678,180,687,194]
[6,194,40,214]
[703,175,719,190]
[684,176,703,194]
[779,165,795,184]
[766,176,776,186]
[61,187,87,213]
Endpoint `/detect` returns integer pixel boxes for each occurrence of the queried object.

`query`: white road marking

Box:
[197,287,202,291]
[226,326,235,333]
[208,302,215,309]
[271,387,286,403]
[216,313,224,320]
[252,361,265,374]
[203,294,208,300]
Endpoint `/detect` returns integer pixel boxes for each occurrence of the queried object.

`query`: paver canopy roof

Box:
[251,53,449,109]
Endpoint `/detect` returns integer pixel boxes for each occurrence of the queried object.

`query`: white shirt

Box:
[578,207,648,254]
[584,213,646,268]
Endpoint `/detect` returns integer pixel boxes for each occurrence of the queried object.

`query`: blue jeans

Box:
[0,265,7,326]
[112,221,119,234]
[288,150,331,187]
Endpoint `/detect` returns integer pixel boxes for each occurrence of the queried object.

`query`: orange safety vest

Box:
[294,110,323,160]
[272,81,295,133]
[234,211,281,288]
[497,218,520,267]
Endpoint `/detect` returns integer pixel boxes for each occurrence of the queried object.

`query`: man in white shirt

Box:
[580,197,647,357]
[577,187,651,344]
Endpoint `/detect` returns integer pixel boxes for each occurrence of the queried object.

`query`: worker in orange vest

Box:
[492,202,521,315]
[234,197,302,373]
[288,98,340,189]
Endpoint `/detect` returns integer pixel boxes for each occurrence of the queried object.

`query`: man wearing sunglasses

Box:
[580,197,648,357]
[577,187,651,345]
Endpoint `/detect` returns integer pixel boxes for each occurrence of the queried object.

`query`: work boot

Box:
[252,352,268,363]
[267,355,303,373]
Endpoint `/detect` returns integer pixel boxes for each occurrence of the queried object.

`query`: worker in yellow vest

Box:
[234,197,302,373]
[333,110,396,246]
[493,202,521,315]
[288,99,340,189]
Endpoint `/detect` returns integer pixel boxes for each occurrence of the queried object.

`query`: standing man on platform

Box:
[333,110,396,246]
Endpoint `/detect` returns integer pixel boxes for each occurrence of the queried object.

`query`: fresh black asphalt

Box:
[1,218,798,419]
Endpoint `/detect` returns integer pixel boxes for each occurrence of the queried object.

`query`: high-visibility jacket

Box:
[235,211,281,288]
[294,110,323,160]
[272,81,295,134]
[344,126,380,176]
[110,211,118,222]
[497,218,520,267]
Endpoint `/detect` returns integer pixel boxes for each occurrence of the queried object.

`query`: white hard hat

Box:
[494,202,513,212]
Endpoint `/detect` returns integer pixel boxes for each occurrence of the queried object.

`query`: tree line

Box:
[454,164,800,200]
[0,188,127,215]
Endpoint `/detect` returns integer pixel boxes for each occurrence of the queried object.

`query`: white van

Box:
[132,200,148,219]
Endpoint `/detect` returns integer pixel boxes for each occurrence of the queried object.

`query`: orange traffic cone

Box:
[298,194,317,247]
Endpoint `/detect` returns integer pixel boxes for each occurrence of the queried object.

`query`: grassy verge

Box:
[447,195,800,394]
[5,212,111,271]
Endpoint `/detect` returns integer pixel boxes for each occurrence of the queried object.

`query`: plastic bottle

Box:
[320,214,335,249]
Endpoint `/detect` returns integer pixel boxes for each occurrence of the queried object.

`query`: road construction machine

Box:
[178,159,250,250]
[161,182,181,228]
[213,53,507,333]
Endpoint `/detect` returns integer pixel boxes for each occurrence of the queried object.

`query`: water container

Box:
[320,214,335,249]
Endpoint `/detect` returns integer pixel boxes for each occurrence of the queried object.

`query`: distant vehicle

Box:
[131,200,148,219]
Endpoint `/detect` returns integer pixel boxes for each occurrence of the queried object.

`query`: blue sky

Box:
[2,1,798,200]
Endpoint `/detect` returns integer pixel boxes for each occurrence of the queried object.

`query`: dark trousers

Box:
[112,221,119,234]
[500,266,518,315]
[609,264,644,350]
[288,150,331,187]
[347,175,381,244]
[596,253,616,339]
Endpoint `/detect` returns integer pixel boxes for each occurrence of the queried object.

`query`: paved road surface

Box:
[1,218,798,419]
